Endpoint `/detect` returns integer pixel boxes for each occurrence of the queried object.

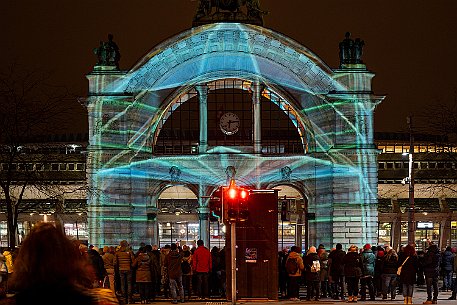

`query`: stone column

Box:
[196,84,209,153]
[252,82,263,153]
[198,206,210,247]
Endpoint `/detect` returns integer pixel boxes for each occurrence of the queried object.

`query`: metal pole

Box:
[231,222,236,305]
[407,116,415,245]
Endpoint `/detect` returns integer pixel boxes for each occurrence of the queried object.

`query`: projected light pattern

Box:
[86,23,383,249]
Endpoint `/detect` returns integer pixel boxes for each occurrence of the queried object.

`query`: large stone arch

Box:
[86,23,384,249]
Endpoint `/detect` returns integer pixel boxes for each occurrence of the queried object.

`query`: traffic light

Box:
[222,179,250,223]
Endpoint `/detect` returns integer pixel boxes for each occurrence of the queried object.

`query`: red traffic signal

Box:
[223,180,250,223]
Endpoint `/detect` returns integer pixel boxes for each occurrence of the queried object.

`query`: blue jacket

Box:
[361,249,376,276]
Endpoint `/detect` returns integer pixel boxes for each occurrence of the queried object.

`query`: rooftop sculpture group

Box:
[339,32,365,67]
[93,34,121,69]
[193,0,267,26]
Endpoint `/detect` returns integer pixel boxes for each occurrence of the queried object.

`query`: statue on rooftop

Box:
[93,34,121,69]
[339,32,364,67]
[193,0,267,26]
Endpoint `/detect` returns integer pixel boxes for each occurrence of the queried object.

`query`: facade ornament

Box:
[280,166,292,181]
[225,166,236,181]
[193,0,267,27]
[93,34,121,69]
[169,166,181,182]
[339,32,365,67]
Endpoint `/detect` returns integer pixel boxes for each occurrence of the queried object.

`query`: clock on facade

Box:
[219,112,240,135]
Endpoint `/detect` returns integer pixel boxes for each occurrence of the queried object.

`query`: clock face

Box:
[219,112,240,135]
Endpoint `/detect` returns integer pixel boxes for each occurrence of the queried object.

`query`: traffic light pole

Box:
[231,221,237,305]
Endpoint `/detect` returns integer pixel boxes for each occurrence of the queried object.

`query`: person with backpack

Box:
[286,246,304,301]
[304,246,321,301]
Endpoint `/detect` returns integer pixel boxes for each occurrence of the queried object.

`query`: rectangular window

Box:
[68,163,75,171]
[386,162,394,169]
[395,162,402,169]
[378,163,385,169]
[35,163,44,171]
[51,163,59,171]
[59,163,67,171]
[437,162,445,169]
[76,163,84,171]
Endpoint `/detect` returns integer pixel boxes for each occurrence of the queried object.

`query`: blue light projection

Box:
[86,23,383,249]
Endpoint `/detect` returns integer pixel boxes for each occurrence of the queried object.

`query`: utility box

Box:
[225,189,278,300]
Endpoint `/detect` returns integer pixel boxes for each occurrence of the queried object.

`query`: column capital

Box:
[195,84,209,97]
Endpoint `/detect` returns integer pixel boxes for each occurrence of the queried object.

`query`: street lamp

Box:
[404,116,415,245]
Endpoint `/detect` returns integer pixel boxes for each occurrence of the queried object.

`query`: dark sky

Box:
[2,0,456,135]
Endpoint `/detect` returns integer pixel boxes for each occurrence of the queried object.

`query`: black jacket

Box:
[328,249,346,277]
[422,245,441,278]
[399,255,419,285]
[343,251,362,278]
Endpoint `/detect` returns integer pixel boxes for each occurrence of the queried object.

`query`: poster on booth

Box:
[245,248,257,263]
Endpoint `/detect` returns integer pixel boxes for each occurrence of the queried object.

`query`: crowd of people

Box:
[74,238,228,304]
[3,223,457,305]
[279,243,457,304]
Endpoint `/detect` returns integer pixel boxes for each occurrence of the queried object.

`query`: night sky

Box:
[3,0,456,135]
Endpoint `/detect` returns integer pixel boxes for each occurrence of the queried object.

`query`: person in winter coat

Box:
[328,243,346,300]
[102,246,116,294]
[148,245,161,300]
[360,244,376,301]
[303,246,320,301]
[192,239,212,300]
[114,240,135,304]
[381,247,399,300]
[399,244,419,304]
[133,247,152,304]
[422,244,441,304]
[165,243,184,304]
[181,245,193,300]
[441,246,454,291]
[449,248,457,300]
[343,245,362,303]
[318,247,330,298]
[160,245,171,298]
[286,246,305,301]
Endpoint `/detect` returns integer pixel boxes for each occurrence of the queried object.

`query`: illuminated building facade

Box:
[85,22,384,250]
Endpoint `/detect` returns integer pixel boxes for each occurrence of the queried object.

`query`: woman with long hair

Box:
[399,244,419,304]
[0,222,118,305]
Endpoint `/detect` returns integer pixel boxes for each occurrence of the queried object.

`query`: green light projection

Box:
[86,23,382,248]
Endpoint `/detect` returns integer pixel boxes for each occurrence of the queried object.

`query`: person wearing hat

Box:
[360,244,376,301]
